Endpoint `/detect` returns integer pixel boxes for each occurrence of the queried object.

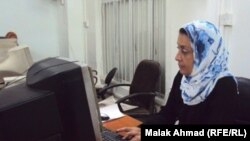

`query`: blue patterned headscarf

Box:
[180,20,235,105]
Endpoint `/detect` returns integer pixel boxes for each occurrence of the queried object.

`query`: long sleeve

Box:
[176,76,238,124]
[143,72,183,125]
[142,72,238,125]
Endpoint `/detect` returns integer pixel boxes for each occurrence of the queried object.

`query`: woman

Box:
[116,20,238,140]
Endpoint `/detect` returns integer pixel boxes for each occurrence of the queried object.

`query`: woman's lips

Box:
[178,64,184,69]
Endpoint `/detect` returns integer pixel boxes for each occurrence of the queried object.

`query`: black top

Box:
[144,72,238,125]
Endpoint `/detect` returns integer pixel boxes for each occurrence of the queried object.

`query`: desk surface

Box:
[103,115,142,132]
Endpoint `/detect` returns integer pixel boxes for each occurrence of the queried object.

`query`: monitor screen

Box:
[0,57,102,141]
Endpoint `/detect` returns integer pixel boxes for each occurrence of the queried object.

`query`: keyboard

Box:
[102,127,128,141]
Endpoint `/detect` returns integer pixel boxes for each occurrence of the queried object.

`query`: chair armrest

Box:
[92,76,98,85]
[116,92,157,113]
[92,69,98,75]
[97,83,131,96]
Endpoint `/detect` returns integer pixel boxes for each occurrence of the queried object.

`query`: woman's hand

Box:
[116,127,141,141]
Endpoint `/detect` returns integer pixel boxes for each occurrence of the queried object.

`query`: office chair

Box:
[96,67,117,99]
[98,60,161,120]
[235,77,250,124]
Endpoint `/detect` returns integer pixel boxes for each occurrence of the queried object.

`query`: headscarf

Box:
[180,20,235,105]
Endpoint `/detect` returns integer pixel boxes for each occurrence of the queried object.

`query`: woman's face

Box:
[175,33,194,76]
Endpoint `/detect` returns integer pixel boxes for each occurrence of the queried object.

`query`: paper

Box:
[98,96,116,107]
[3,76,25,84]
[98,96,139,122]
[99,104,125,122]
[0,76,26,89]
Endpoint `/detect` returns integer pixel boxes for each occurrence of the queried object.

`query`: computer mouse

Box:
[101,113,110,121]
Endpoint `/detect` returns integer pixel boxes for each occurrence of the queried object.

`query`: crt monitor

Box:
[0,82,62,141]
[0,45,33,86]
[0,38,18,62]
[0,57,102,141]
[0,45,33,74]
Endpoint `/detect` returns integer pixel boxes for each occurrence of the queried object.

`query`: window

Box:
[101,0,165,93]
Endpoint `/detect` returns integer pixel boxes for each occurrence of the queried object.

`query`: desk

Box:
[103,115,142,133]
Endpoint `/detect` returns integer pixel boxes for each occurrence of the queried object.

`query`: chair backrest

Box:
[129,60,160,109]
[236,77,250,124]
[104,67,117,86]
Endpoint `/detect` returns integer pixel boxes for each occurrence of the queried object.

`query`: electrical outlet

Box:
[219,13,233,26]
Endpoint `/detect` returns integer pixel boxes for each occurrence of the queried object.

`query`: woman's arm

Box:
[143,72,184,125]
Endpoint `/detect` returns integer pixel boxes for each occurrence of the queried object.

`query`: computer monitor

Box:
[0,45,33,86]
[0,38,18,62]
[0,57,103,141]
[0,45,33,74]
[0,82,62,141]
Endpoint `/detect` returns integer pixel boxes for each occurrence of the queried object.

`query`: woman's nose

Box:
[175,51,181,61]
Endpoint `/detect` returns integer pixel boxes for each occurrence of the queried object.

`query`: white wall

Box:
[0,0,87,64]
[65,0,86,63]
[228,0,250,77]
[0,0,69,62]
[84,0,103,71]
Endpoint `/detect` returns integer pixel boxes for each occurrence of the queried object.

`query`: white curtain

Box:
[102,0,165,93]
